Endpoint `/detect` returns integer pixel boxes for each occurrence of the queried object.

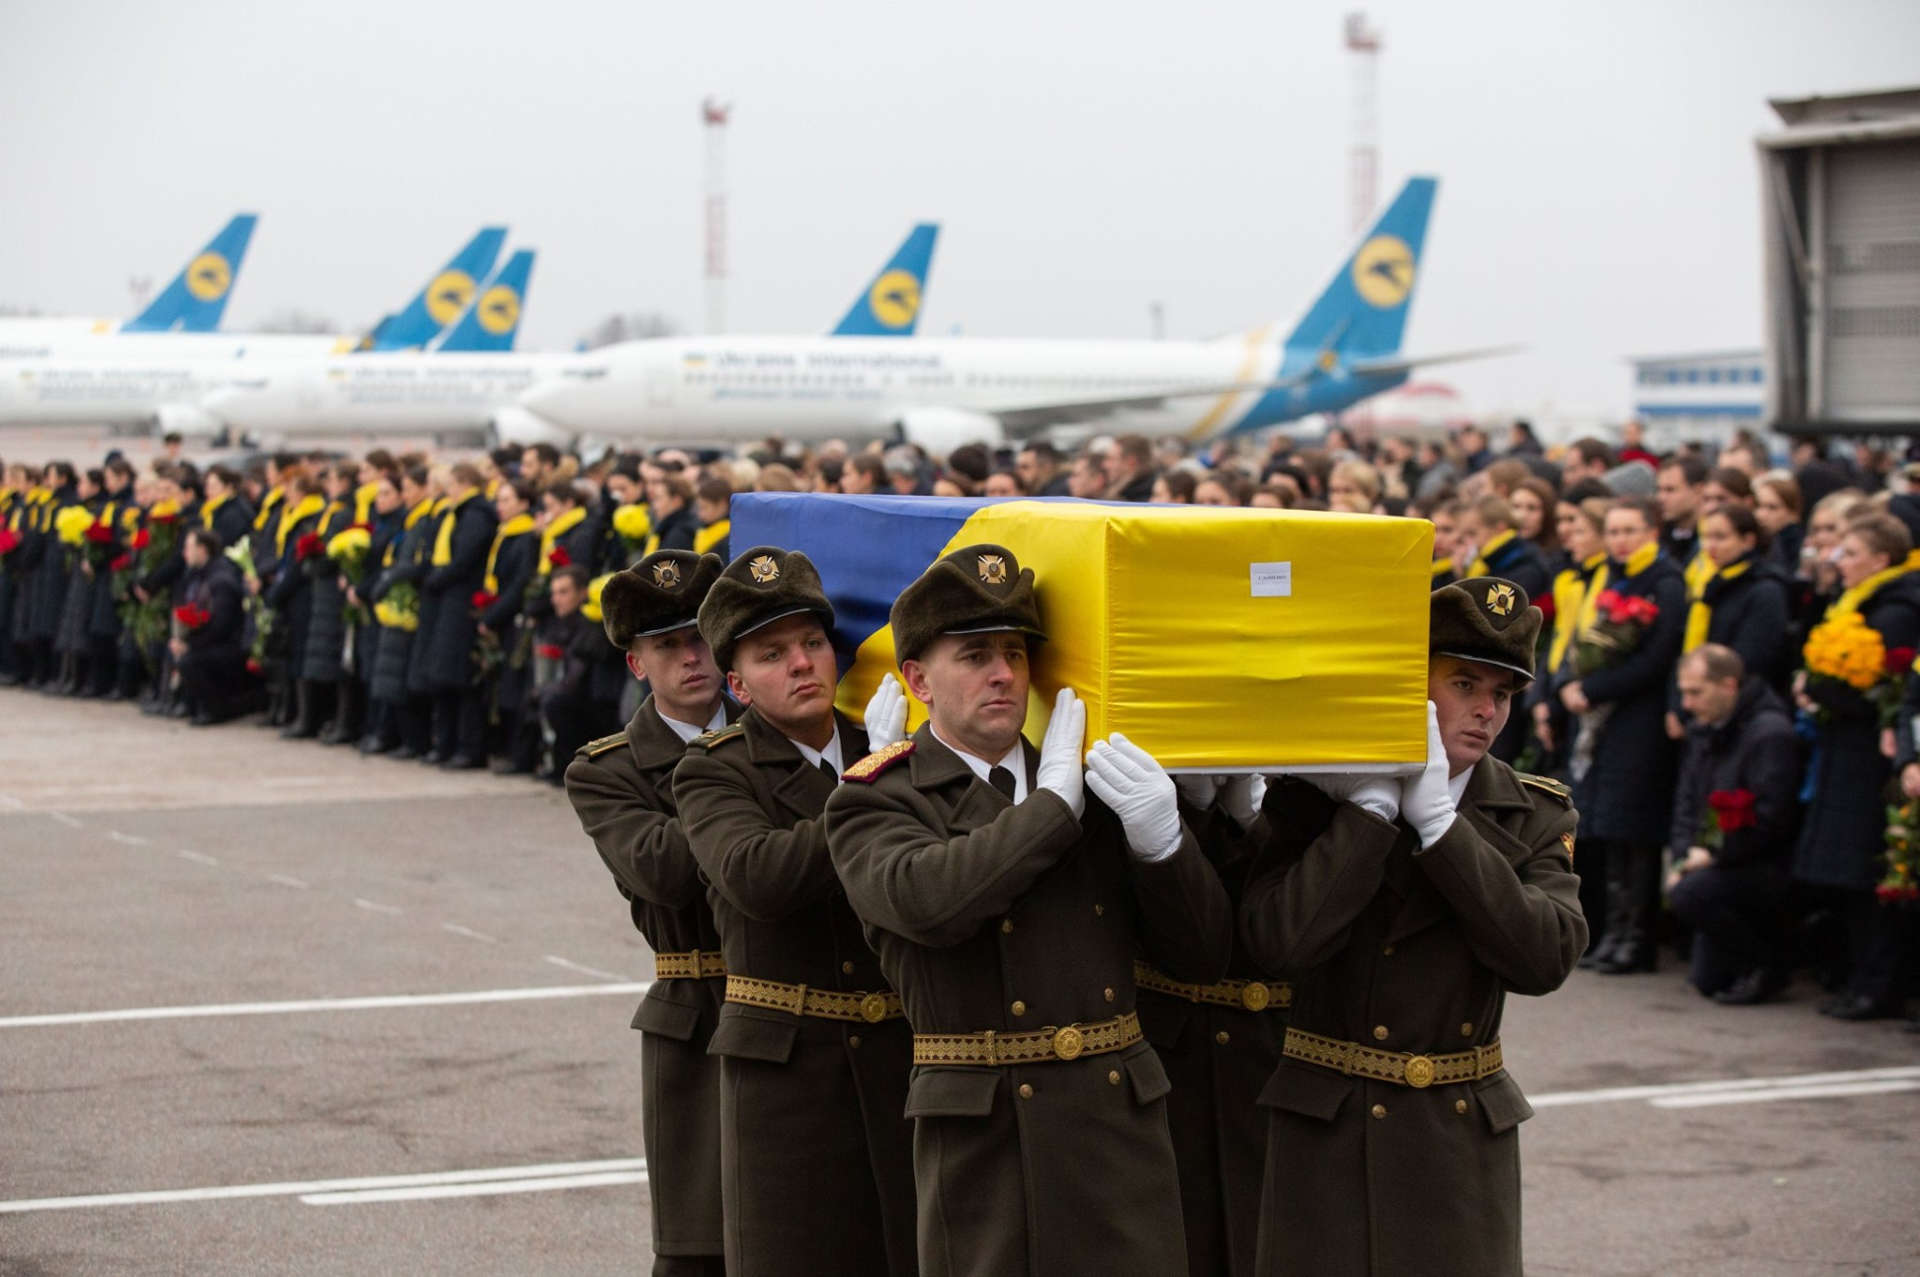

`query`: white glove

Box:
[863,673,907,750]
[1300,773,1401,824]
[1035,688,1087,819]
[1173,773,1222,810]
[1400,701,1458,849]
[1220,773,1267,831]
[1086,733,1183,863]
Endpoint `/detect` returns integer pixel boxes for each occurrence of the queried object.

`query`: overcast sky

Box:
[4,0,1917,422]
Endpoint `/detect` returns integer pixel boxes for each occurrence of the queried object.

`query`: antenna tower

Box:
[1345,12,1381,234]
[703,97,731,333]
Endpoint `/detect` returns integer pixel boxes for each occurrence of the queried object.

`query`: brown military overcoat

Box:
[1239,756,1586,1277]
[825,727,1236,1277]
[672,706,918,1277]
[1137,800,1290,1277]
[564,696,737,1262]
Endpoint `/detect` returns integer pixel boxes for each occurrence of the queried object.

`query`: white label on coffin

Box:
[1249,561,1292,598]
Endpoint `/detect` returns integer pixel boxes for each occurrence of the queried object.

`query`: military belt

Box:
[724,974,903,1024]
[1133,961,1291,1013]
[1283,1026,1502,1089]
[654,950,727,981]
[912,1011,1142,1067]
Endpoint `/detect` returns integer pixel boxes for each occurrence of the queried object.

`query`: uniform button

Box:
[1455,1099,1469,1115]
[1372,1025,1390,1041]
[1460,1022,1474,1037]
[848,1035,862,1049]
[1011,1000,1027,1017]
[1107,1070,1122,1086]
[1094,904,1105,917]
[1103,987,1116,1003]
[841,961,855,975]
[1214,1031,1230,1046]
[1371,1104,1387,1119]
[1018,1083,1034,1099]
[1382,945,1395,956]
[1001,918,1015,934]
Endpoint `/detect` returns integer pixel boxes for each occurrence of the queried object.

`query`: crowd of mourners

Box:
[2,417,1916,1028]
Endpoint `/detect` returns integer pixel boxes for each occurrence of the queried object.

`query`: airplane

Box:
[366,227,506,351]
[0,215,267,358]
[519,178,1513,454]
[430,248,534,352]
[195,223,942,445]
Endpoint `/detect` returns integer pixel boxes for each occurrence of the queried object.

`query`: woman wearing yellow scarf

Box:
[1676,505,1793,695]
[17,460,78,689]
[284,464,358,741]
[1528,497,1608,771]
[365,465,441,759]
[478,479,540,773]
[1792,512,1920,1021]
[260,473,329,730]
[416,461,500,768]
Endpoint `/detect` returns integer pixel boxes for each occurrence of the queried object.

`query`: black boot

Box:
[1596,846,1658,974]
[281,680,320,739]
[321,681,361,746]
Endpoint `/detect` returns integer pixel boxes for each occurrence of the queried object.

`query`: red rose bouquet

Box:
[173,602,212,631]
[471,590,498,612]
[1568,587,1663,782]
[295,532,325,562]
[0,527,22,559]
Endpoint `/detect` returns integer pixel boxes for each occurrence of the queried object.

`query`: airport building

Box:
[1624,348,1765,448]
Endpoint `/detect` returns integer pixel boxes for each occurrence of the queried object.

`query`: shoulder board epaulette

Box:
[692,723,747,752]
[1516,773,1572,804]
[577,733,626,760]
[842,739,916,783]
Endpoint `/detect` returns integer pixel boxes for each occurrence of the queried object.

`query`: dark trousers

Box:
[1604,839,1663,953]
[652,1256,725,1277]
[433,689,485,759]
[1843,890,1914,1006]
[1670,862,1785,995]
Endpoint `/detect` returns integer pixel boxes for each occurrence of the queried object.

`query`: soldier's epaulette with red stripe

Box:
[842,739,915,783]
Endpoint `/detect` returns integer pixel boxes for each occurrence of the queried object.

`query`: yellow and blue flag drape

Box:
[731,493,1432,771]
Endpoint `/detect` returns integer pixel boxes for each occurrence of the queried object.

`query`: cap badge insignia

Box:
[652,560,682,589]
[977,553,1008,585]
[748,554,780,584]
[1485,583,1516,617]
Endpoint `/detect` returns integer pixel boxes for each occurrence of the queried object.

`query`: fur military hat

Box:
[890,543,1045,665]
[698,546,835,672]
[600,550,724,649]
[1430,577,1541,684]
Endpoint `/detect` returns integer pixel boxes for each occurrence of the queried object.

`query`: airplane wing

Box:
[991,373,1314,434]
[1345,344,1525,380]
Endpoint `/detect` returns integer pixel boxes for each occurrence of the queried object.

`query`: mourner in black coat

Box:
[416,471,499,767]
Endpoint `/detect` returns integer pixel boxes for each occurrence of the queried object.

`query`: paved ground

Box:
[2,687,1916,1275]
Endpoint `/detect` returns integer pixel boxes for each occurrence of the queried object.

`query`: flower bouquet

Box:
[612,504,651,562]
[328,525,374,624]
[1802,612,1910,724]
[1881,799,1920,904]
[1567,588,1661,782]
[374,580,420,633]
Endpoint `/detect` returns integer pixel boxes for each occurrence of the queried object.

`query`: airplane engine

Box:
[489,406,575,451]
[153,402,226,442]
[894,407,1005,455]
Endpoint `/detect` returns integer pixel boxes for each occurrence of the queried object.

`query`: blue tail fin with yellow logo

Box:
[434,249,534,352]
[1282,177,1435,360]
[370,227,508,351]
[121,214,258,332]
[831,223,939,337]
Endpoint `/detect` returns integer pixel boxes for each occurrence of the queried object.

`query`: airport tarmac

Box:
[2,688,1916,1276]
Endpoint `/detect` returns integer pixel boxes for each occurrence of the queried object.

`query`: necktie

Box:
[988,766,1016,801]
[819,758,840,782]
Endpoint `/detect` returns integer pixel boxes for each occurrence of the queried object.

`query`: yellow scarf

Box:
[431,491,476,567]
[539,505,587,573]
[274,493,325,556]
[253,486,284,531]
[200,491,231,529]
[1429,556,1454,582]
[1683,542,1715,599]
[1550,552,1607,672]
[354,481,379,525]
[484,513,536,594]
[383,499,437,567]
[1577,541,1661,637]
[317,500,349,538]
[1826,550,1920,621]
[1684,556,1754,653]
[694,518,730,556]
[1464,529,1516,580]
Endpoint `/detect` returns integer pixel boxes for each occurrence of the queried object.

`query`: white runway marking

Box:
[46,811,83,828]
[301,1169,648,1205]
[0,982,653,1028]
[175,849,218,866]
[0,1157,647,1214]
[544,955,628,981]
[1533,1065,1920,1110]
[0,793,22,809]
[442,923,498,943]
[352,897,401,914]
[107,830,150,846]
[1649,1078,1920,1108]
[266,873,309,889]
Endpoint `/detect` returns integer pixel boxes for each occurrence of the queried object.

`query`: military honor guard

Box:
[1240,577,1587,1277]
[564,550,734,1277]
[824,543,1234,1277]
[672,547,918,1277]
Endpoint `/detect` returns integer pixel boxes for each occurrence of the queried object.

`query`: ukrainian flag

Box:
[730,493,1432,771]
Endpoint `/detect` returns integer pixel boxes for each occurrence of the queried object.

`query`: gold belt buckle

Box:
[1239,981,1270,1012]
[859,993,890,1023]
[1404,1055,1436,1089]
[1051,1026,1084,1061]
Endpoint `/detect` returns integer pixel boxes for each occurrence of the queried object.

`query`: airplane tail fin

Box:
[434,249,534,352]
[831,223,939,336]
[122,214,258,332]
[1282,177,1436,359]
[370,227,508,351]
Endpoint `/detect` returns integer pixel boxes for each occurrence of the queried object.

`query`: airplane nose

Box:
[519,376,592,428]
